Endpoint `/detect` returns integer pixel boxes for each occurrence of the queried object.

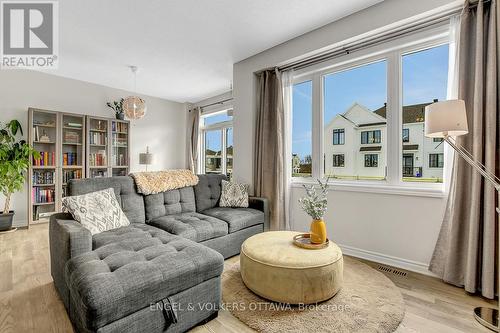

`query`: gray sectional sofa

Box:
[49,174,269,333]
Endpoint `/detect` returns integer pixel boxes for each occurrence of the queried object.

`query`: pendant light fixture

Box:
[123,65,147,119]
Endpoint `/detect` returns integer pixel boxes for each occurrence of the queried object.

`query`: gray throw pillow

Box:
[62,188,130,235]
[219,180,249,208]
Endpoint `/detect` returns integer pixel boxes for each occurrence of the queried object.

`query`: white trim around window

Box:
[290,24,451,197]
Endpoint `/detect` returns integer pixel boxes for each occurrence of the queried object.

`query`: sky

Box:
[292,44,449,159]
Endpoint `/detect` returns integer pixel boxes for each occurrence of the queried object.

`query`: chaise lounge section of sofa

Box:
[49,174,268,333]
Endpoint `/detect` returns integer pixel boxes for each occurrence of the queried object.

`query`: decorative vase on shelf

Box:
[116,112,125,120]
[310,219,327,244]
[298,178,330,245]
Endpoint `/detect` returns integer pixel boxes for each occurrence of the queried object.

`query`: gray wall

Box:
[0,70,187,227]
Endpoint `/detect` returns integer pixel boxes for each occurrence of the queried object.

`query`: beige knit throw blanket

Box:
[130,169,199,195]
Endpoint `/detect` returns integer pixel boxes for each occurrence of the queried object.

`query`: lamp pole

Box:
[444,134,500,332]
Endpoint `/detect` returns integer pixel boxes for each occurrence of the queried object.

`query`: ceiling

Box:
[51,0,382,103]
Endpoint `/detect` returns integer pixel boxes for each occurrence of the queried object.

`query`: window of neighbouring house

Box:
[291,80,313,178]
[323,60,387,180]
[200,110,233,176]
[401,44,449,183]
[333,129,345,145]
[364,154,378,167]
[361,130,381,144]
[332,154,345,167]
[402,128,409,142]
[429,153,444,168]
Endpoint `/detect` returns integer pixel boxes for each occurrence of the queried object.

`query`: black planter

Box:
[116,112,125,120]
[0,211,14,231]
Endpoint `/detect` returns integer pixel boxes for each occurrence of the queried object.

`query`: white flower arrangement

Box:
[298,178,330,220]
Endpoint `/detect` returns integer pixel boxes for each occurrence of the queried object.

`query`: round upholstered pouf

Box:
[240,231,343,304]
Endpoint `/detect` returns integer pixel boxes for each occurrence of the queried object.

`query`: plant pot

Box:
[310,219,327,244]
[116,112,125,120]
[0,211,14,231]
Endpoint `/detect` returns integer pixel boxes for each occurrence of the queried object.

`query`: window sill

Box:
[291,179,446,198]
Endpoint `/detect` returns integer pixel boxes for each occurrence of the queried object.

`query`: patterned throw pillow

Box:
[62,188,130,235]
[219,180,249,208]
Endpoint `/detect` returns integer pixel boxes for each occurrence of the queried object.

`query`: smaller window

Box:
[402,128,409,142]
[361,130,381,144]
[433,138,444,143]
[429,153,444,168]
[332,154,345,167]
[364,154,378,167]
[333,129,345,145]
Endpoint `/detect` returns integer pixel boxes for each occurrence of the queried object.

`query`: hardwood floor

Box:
[0,223,496,333]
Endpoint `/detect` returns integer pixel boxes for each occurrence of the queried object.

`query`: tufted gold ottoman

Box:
[240,231,343,304]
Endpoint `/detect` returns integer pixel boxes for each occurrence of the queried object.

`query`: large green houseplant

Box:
[0,120,39,231]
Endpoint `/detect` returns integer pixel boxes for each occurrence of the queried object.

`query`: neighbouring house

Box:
[323,101,444,181]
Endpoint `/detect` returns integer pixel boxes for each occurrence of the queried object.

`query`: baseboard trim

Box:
[338,243,437,277]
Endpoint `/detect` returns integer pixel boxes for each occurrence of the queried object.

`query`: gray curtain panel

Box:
[254,69,286,230]
[429,0,499,299]
[188,107,200,173]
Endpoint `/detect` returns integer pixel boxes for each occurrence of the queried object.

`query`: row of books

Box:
[112,122,128,133]
[33,151,55,166]
[32,187,55,204]
[63,152,78,166]
[32,170,55,185]
[113,154,127,166]
[89,132,107,145]
[90,169,108,178]
[63,169,82,183]
[89,151,107,166]
[63,130,80,143]
[112,135,128,147]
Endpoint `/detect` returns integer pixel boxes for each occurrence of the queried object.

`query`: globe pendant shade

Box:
[123,96,147,119]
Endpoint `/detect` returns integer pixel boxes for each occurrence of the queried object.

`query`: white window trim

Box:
[199,110,233,175]
[290,25,450,197]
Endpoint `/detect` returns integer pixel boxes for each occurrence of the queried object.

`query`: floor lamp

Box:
[425,99,500,332]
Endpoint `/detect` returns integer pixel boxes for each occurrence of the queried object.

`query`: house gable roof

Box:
[373,101,434,124]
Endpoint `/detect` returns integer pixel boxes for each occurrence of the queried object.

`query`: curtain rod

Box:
[254,3,475,74]
[189,98,233,112]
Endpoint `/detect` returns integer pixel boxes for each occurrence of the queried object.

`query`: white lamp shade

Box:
[139,152,153,165]
[424,100,469,138]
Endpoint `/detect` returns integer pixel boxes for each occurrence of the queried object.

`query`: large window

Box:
[200,110,233,176]
[290,29,451,190]
[291,80,313,177]
[402,44,449,183]
[323,60,387,180]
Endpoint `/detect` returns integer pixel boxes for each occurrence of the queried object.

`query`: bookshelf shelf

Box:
[28,109,86,227]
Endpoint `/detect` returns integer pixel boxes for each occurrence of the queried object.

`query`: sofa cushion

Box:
[68,176,146,223]
[202,207,264,233]
[148,212,228,242]
[194,174,227,212]
[144,187,196,221]
[66,223,224,331]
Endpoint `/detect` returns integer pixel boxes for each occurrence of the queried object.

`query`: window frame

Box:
[402,128,410,142]
[290,25,450,196]
[429,153,444,168]
[332,128,345,145]
[199,110,233,176]
[332,154,345,167]
[364,154,379,168]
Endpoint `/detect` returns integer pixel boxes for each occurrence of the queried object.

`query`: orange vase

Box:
[310,219,327,244]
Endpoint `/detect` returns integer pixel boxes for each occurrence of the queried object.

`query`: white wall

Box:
[0,70,187,227]
[232,0,459,274]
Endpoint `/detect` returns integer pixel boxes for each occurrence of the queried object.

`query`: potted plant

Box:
[106,99,125,120]
[298,178,330,244]
[0,120,39,231]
